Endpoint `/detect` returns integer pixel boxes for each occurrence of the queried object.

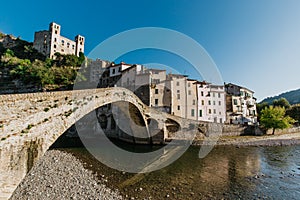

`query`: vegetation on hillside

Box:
[261,88,300,105]
[0,37,87,92]
[286,104,300,124]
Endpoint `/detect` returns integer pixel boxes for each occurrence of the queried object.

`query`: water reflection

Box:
[63,144,300,199]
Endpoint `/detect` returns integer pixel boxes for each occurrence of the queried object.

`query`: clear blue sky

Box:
[1,0,300,101]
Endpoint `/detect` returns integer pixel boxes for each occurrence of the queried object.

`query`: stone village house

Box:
[94,61,232,123]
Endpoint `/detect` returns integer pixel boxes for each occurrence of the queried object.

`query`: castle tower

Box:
[75,35,85,56]
[49,22,61,36]
[49,22,61,58]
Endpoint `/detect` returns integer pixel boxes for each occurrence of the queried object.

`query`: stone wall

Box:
[266,126,300,135]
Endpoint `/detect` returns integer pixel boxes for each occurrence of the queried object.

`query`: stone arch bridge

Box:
[0,88,220,199]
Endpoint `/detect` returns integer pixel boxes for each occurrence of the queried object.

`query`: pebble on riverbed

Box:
[10,150,123,200]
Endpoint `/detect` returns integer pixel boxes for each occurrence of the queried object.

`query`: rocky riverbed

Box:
[10,150,123,200]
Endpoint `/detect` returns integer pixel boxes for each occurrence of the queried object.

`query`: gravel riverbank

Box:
[192,132,300,146]
[10,150,123,200]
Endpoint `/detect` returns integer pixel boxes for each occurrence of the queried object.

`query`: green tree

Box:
[257,102,269,118]
[78,52,85,64]
[286,104,300,123]
[273,97,291,109]
[4,49,15,57]
[260,106,295,134]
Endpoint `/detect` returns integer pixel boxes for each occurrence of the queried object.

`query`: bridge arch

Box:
[0,87,203,199]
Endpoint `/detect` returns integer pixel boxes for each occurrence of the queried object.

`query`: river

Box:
[59,141,300,200]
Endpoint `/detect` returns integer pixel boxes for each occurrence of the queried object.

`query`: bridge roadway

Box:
[0,88,214,199]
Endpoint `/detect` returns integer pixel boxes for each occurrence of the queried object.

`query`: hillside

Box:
[261,88,300,105]
[0,32,86,94]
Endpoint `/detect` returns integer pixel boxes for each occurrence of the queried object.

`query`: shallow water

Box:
[61,143,300,199]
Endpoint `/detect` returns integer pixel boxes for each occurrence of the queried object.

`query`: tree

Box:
[273,97,291,109]
[257,102,269,118]
[260,106,295,134]
[286,104,300,124]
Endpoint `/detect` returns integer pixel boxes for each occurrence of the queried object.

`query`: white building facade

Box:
[196,81,226,123]
[225,83,257,125]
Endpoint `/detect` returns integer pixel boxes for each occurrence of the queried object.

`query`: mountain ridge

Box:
[261,88,300,105]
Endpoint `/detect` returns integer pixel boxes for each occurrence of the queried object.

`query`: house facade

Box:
[166,74,188,118]
[225,83,257,125]
[33,22,85,59]
[119,66,170,112]
[196,81,226,123]
[93,61,256,125]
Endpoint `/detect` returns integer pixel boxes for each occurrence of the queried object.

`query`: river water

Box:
[60,143,300,200]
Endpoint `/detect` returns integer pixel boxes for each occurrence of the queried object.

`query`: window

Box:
[155,89,159,94]
[218,93,221,98]
[80,42,83,45]
[208,100,211,105]
[177,94,180,99]
[207,92,211,96]
[202,100,204,105]
[155,99,158,105]
[152,79,160,84]
[219,101,221,106]
[80,48,82,52]
[176,82,180,86]
[61,49,64,52]
[213,93,215,97]
[233,99,238,105]
[112,69,115,74]
[72,45,75,50]
[208,109,211,114]
[61,40,64,46]
[177,90,180,93]
[55,30,58,34]
[118,67,121,72]
[214,109,216,114]
[177,105,180,110]
[199,110,202,117]
[192,99,196,105]
[188,83,191,87]
[214,117,217,123]
[191,109,195,117]
[188,90,191,95]
[213,101,215,105]
[220,118,223,123]
[240,91,244,96]
[201,91,204,96]
[54,38,57,42]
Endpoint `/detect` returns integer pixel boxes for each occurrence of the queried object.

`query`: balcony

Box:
[246,100,255,107]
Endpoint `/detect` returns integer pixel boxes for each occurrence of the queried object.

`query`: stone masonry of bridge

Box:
[0,87,222,199]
